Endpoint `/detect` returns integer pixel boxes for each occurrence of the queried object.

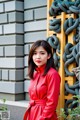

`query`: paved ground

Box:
[0,101,29,120]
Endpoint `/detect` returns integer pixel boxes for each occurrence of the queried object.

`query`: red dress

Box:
[23,65,61,120]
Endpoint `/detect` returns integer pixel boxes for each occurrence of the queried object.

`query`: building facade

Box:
[0,0,47,101]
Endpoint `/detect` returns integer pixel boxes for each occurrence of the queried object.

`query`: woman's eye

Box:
[41,52,45,54]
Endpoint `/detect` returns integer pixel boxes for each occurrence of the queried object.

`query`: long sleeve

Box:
[39,71,61,120]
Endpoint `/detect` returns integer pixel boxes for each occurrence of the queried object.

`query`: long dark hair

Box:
[28,40,55,79]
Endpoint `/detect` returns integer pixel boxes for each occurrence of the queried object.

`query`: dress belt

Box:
[23,99,46,120]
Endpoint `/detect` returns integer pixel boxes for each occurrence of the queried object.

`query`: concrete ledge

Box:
[0,100,29,120]
[0,93,25,101]
[0,100,29,108]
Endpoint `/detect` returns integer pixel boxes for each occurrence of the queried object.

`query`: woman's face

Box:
[32,46,51,67]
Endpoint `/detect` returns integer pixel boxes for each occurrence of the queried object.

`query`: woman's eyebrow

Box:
[34,50,45,52]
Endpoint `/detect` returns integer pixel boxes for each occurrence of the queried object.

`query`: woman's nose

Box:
[36,54,40,58]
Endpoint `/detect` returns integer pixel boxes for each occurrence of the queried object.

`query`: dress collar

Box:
[35,64,46,73]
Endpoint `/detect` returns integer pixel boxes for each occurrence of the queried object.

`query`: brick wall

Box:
[0,0,47,101]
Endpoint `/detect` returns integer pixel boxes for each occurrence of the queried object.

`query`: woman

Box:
[23,40,61,120]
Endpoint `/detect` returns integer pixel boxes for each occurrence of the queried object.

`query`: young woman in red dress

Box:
[23,40,61,120]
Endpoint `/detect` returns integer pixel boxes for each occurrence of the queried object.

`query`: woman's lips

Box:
[36,60,41,63]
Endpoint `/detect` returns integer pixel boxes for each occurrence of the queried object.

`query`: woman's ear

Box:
[48,54,51,59]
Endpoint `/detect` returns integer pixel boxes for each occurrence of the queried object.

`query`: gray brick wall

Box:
[0,0,24,101]
[0,0,47,101]
[24,0,47,9]
[24,0,47,100]
[0,3,4,12]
